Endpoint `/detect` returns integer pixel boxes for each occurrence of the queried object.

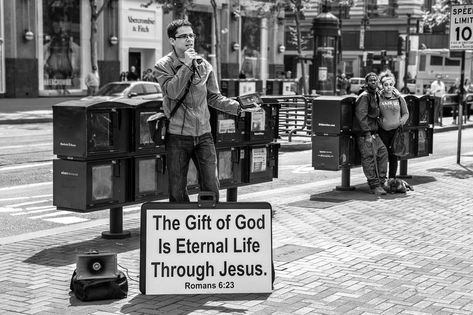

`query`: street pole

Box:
[403,14,411,90]
[457,50,465,164]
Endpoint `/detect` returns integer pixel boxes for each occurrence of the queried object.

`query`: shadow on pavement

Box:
[287,176,437,209]
[121,292,271,314]
[23,227,140,266]
[427,165,473,179]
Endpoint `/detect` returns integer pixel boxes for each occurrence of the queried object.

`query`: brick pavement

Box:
[1,151,473,314]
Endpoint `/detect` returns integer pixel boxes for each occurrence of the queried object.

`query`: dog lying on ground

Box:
[386,178,414,194]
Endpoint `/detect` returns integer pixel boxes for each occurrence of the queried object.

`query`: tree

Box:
[210,0,221,82]
[154,0,194,19]
[237,0,313,94]
[422,0,473,31]
[89,0,111,70]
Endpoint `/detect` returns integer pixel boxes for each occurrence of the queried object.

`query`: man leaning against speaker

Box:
[353,72,389,196]
[153,19,259,203]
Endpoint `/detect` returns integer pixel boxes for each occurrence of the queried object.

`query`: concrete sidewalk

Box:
[1,151,473,314]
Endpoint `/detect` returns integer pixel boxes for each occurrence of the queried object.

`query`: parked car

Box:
[81,81,163,101]
[400,79,416,94]
[349,77,365,94]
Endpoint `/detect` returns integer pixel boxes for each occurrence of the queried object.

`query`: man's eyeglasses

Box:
[174,33,196,40]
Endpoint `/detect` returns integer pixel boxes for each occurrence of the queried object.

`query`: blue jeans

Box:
[356,134,388,188]
[166,133,219,202]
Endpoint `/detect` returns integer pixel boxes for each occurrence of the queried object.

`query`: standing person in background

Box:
[448,78,462,125]
[84,65,100,96]
[297,74,309,95]
[127,66,139,81]
[429,74,446,125]
[464,78,473,121]
[119,71,127,81]
[353,72,388,196]
[377,71,409,183]
[143,68,156,82]
[153,19,259,202]
[337,73,349,95]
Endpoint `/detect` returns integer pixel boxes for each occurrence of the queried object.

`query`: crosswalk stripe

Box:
[25,205,54,210]
[44,217,89,224]
[0,162,52,172]
[5,199,50,208]
[11,207,56,216]
[0,207,21,213]
[30,210,71,219]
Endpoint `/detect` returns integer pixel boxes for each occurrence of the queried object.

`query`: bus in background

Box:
[412,49,469,95]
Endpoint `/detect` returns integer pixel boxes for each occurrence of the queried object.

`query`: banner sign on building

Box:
[449,5,473,50]
[125,9,157,39]
[42,1,81,94]
[140,203,273,295]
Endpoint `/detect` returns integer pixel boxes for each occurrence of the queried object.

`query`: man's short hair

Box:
[167,19,193,39]
[365,72,378,83]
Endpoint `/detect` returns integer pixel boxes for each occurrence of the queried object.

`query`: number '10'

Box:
[455,26,472,41]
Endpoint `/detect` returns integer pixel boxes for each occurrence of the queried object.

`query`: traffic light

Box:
[397,36,405,55]
[381,50,387,67]
[367,52,374,67]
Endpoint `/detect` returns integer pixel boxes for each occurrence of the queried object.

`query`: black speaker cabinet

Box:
[266,79,297,96]
[220,79,263,97]
[244,105,276,144]
[125,98,165,154]
[399,128,418,160]
[133,154,168,202]
[217,147,243,189]
[53,99,132,160]
[404,94,419,128]
[242,143,280,184]
[210,109,246,147]
[416,127,434,157]
[76,252,118,280]
[418,95,434,126]
[312,95,355,135]
[312,134,357,171]
[53,157,130,211]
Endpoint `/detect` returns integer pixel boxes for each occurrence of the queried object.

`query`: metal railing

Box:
[263,95,314,142]
[439,93,473,125]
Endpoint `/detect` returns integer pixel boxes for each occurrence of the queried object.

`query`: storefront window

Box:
[0,0,4,94]
[42,1,81,95]
[188,11,212,60]
[241,17,261,79]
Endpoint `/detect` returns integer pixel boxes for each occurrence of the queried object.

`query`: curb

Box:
[0,118,53,125]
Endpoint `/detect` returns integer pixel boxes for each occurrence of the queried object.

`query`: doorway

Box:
[129,52,141,80]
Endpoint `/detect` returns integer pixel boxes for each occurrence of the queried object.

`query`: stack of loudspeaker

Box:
[70,252,128,301]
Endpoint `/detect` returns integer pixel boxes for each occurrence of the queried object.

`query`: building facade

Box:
[0,0,286,99]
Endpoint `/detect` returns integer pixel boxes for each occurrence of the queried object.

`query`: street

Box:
[0,122,472,239]
[1,121,473,314]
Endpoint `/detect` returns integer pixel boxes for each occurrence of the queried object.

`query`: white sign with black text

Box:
[141,206,273,295]
[449,4,473,50]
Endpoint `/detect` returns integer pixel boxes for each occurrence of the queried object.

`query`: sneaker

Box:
[370,186,387,196]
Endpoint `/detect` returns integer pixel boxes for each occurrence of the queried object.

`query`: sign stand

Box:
[449,5,471,164]
[101,207,131,239]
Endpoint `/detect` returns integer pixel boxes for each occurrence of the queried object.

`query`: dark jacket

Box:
[353,87,380,136]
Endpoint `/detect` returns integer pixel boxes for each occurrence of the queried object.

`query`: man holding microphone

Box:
[153,19,258,202]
